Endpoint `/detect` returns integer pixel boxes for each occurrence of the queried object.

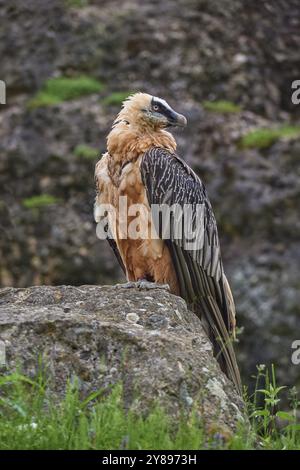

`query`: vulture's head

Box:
[116,92,187,130]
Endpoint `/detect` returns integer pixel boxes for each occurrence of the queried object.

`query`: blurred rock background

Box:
[0,0,300,390]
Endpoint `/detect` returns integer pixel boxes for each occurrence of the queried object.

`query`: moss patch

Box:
[28,76,104,108]
[103,91,133,106]
[239,125,300,149]
[65,0,89,7]
[22,194,61,209]
[74,144,99,160]
[203,100,241,113]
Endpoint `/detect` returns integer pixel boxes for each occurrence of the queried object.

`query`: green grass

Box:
[103,92,133,106]
[203,100,241,113]
[0,372,206,450]
[22,194,61,209]
[74,144,99,160]
[65,0,89,7]
[28,76,104,108]
[0,366,299,450]
[240,125,300,149]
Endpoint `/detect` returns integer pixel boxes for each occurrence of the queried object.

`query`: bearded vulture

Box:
[94,92,241,394]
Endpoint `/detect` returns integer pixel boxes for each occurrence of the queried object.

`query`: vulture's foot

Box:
[115,281,139,289]
[137,280,170,291]
[115,281,170,291]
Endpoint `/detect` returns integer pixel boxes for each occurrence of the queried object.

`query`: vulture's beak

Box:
[167,109,187,128]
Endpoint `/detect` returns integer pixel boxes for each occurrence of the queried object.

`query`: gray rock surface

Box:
[0,284,245,432]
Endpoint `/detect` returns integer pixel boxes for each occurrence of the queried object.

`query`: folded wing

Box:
[141,147,241,394]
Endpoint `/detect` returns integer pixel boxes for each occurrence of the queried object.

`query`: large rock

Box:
[0,284,245,432]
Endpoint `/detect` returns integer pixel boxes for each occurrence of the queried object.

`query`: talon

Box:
[115,281,139,289]
[115,281,170,291]
[137,280,170,291]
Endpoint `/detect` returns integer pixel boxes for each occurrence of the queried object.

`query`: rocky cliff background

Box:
[0,0,300,390]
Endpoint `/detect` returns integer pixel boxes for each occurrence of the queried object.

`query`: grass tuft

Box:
[103,92,133,106]
[239,125,300,149]
[65,0,89,7]
[28,76,104,108]
[74,144,99,160]
[203,100,241,113]
[22,194,61,209]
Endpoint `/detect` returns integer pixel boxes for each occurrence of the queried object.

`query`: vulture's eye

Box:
[153,104,159,111]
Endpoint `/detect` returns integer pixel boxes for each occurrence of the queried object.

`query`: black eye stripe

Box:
[152,99,170,114]
[151,97,177,123]
[152,97,165,108]
[152,102,162,111]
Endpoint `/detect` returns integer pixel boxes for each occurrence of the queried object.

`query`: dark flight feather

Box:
[107,235,126,274]
[140,147,242,394]
[95,171,126,275]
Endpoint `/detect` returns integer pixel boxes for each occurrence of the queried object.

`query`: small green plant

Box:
[245,364,300,449]
[203,100,241,114]
[240,125,300,149]
[103,92,133,106]
[22,194,61,209]
[74,144,99,160]
[28,76,104,108]
[251,364,286,435]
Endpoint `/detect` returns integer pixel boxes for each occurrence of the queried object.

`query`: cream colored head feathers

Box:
[107,92,187,161]
[115,92,187,131]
